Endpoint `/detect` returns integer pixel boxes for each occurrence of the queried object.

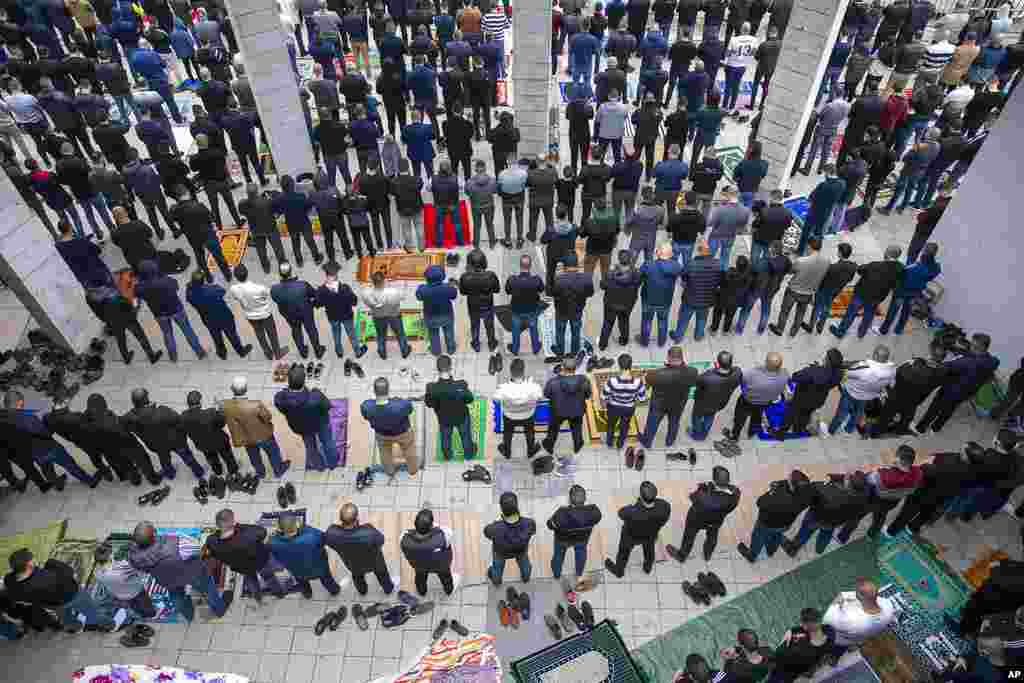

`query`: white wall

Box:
[933,84,1024,367]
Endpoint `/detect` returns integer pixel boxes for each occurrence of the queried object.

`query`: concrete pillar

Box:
[930,86,1024,364]
[512,0,553,158]
[0,174,102,352]
[759,0,850,190]
[222,0,316,180]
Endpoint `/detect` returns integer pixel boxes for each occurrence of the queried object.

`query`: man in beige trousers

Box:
[361,377,418,477]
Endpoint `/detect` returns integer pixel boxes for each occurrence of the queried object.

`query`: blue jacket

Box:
[122,159,164,200]
[611,158,644,191]
[186,281,234,327]
[639,31,668,64]
[270,278,318,321]
[484,516,537,559]
[135,120,175,152]
[130,49,170,86]
[272,191,314,231]
[350,118,379,150]
[807,177,846,223]
[316,283,358,321]
[653,159,689,192]
[895,257,940,297]
[640,258,682,308]
[308,41,336,74]
[360,398,414,436]
[379,33,406,62]
[55,237,112,288]
[135,259,183,317]
[408,64,437,101]
[434,15,455,40]
[268,527,331,580]
[941,352,1000,401]
[733,158,769,193]
[401,527,453,574]
[416,265,458,318]
[570,31,601,64]
[220,109,259,149]
[170,20,195,58]
[682,71,709,109]
[343,14,369,41]
[682,254,722,307]
[401,122,435,161]
[828,40,852,68]
[110,5,141,48]
[274,387,331,435]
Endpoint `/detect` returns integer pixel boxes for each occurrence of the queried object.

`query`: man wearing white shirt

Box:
[829,345,897,435]
[943,82,976,120]
[823,579,898,654]
[494,357,545,459]
[723,22,759,112]
[229,264,289,360]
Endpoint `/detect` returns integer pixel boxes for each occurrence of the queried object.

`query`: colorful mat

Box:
[633,538,877,683]
[510,620,644,683]
[73,664,249,683]
[354,309,426,343]
[395,632,501,683]
[0,519,66,572]
[877,531,973,676]
[50,537,100,587]
[356,251,446,282]
[435,397,487,463]
[422,200,473,248]
[329,398,349,468]
[210,227,249,270]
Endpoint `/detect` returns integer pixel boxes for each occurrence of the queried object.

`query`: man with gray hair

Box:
[223,376,291,478]
[205,509,285,604]
[361,377,418,477]
[829,345,896,436]
[830,245,905,339]
[627,186,666,264]
[128,521,232,621]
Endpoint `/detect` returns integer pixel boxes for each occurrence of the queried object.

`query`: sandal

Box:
[314,362,324,378]
[133,624,155,638]
[314,611,334,636]
[352,604,369,631]
[449,619,470,637]
[149,485,171,506]
[137,488,160,506]
[461,465,492,483]
[329,605,347,630]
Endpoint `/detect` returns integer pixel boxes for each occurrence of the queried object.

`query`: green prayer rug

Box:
[0,520,66,572]
[354,309,426,344]
[436,397,488,463]
[50,537,99,586]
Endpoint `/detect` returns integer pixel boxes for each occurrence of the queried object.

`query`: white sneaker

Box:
[819,422,830,438]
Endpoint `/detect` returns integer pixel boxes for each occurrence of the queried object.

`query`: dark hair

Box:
[569,485,586,505]
[837,243,853,259]
[618,353,632,370]
[712,466,730,486]
[510,358,525,378]
[556,204,568,220]
[234,264,248,281]
[717,351,733,370]
[997,429,1019,451]
[191,269,207,285]
[562,252,578,268]
[800,607,822,624]
[735,254,749,272]
[617,249,634,267]
[738,628,759,650]
[437,354,452,373]
[280,174,294,192]
[896,444,916,465]
[499,492,519,517]
[324,261,341,277]
[467,249,487,271]
[288,364,306,389]
[187,390,202,408]
[685,654,711,683]
[790,469,810,487]
[640,480,658,502]
[9,548,32,573]
[825,348,844,368]
[973,333,992,351]
[807,237,822,251]
[848,471,867,491]
[415,509,434,534]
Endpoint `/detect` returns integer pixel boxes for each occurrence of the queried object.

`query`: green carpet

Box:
[632,539,877,682]
[50,537,99,586]
[354,310,426,344]
[0,520,66,571]
[436,397,487,462]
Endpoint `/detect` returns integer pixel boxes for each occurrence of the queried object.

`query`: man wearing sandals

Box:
[362,377,418,477]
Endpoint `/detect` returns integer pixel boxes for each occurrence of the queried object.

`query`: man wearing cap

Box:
[223,376,291,478]
[205,509,285,603]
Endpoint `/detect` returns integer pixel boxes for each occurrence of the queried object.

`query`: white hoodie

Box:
[842,359,897,401]
[494,378,544,421]
[229,280,273,320]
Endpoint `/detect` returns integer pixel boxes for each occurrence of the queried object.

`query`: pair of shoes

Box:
[737,543,757,563]
[498,597,520,629]
[120,623,155,648]
[698,571,726,596]
[506,586,531,620]
[355,467,375,491]
[276,482,297,509]
[488,353,503,375]
[462,464,492,482]
[193,479,209,505]
[682,580,712,606]
[714,439,741,458]
[314,605,348,635]
[532,455,555,476]
[553,603,577,635]
[208,475,226,499]
[633,448,645,470]
[343,358,366,378]
[666,450,696,466]
[666,544,688,563]
[138,485,170,506]
[603,558,624,578]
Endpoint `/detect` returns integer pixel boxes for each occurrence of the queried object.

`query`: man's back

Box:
[619,499,672,539]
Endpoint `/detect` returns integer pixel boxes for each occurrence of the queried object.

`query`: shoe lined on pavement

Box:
[545,614,563,639]
[581,601,595,628]
[449,619,470,637]
[555,603,575,633]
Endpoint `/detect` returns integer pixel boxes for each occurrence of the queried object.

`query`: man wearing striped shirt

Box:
[601,354,647,452]
[481,5,509,78]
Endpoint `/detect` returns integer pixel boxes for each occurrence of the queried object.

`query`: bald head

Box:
[519,254,532,271]
[340,502,359,527]
[765,352,783,371]
[872,345,891,363]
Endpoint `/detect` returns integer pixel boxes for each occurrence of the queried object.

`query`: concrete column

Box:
[512,0,553,158]
[931,86,1024,364]
[222,0,316,180]
[759,0,850,190]
[0,174,102,352]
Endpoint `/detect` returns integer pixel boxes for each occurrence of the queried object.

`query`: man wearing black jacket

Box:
[401,508,456,595]
[749,27,780,110]
[548,485,603,578]
[668,191,705,269]
[641,345,699,449]
[527,158,558,241]
[887,449,971,535]
[605,481,672,577]
[668,466,741,563]
[803,242,857,334]
[578,148,612,223]
[459,249,501,352]
[665,29,698,108]
[357,159,393,249]
[599,250,643,349]
[205,509,284,603]
[484,492,537,585]
[487,112,520,174]
[313,112,352,188]
[44,398,133,483]
[550,253,595,358]
[566,94,594,173]
[749,190,790,264]
[443,108,475,182]
[122,388,206,480]
[325,503,394,596]
[181,391,239,477]
[830,245,903,339]
[4,550,107,631]
[189,133,242,229]
[738,470,812,562]
[543,357,593,456]
[872,341,948,436]
[690,351,742,440]
[784,472,870,556]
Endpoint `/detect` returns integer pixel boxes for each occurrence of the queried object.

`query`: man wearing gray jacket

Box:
[769,237,830,337]
[466,160,498,248]
[360,271,410,360]
[723,352,790,443]
[594,89,628,163]
[627,187,666,264]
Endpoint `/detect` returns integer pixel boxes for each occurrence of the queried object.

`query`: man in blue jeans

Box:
[416,264,459,355]
[637,243,682,346]
[169,187,234,283]
[829,345,896,435]
[205,509,286,604]
[484,492,536,586]
[879,242,941,336]
[274,364,339,471]
[550,253,595,357]
[737,470,812,563]
[129,522,231,622]
[878,129,941,215]
[802,242,857,334]
[222,377,292,478]
[4,549,112,631]
[134,259,208,362]
[431,160,465,246]
[830,245,904,339]
[547,485,603,578]
[425,355,477,461]
[360,271,411,360]
[783,473,869,556]
[505,254,546,356]
[271,262,328,360]
[690,351,742,440]
[671,241,721,341]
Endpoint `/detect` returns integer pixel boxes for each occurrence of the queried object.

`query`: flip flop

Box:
[352,604,369,631]
[328,605,347,630]
[149,485,171,506]
[449,619,470,637]
[432,618,449,640]
[545,614,563,640]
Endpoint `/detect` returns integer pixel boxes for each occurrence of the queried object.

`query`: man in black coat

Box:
[917,333,1001,435]
[670,466,742,563]
[205,509,284,603]
[44,398,133,483]
[401,509,455,595]
[784,472,870,556]
[181,391,239,477]
[542,357,593,458]
[442,107,475,182]
[270,262,327,360]
[604,481,671,577]
[526,157,558,241]
[598,250,643,349]
[888,448,971,536]
[325,503,395,596]
[804,242,857,334]
[750,190,791,264]
[459,249,501,352]
[548,485,603,579]
[550,253,595,358]
[566,93,594,173]
[837,85,885,167]
[4,549,108,631]
[484,492,537,585]
[219,101,265,186]
[640,345,699,449]
[738,470,812,562]
[690,350,742,440]
[85,282,162,365]
[830,245,904,339]
[238,184,286,274]
[872,340,948,436]
[168,187,233,283]
[122,387,206,480]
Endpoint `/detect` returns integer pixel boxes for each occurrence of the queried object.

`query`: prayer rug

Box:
[394,632,501,683]
[0,520,66,572]
[633,538,876,683]
[329,399,349,468]
[50,537,100,586]
[422,200,473,248]
[784,195,810,227]
[876,531,973,676]
[492,400,571,433]
[354,309,426,343]
[716,145,746,184]
[355,251,446,283]
[209,227,249,270]
[72,664,249,683]
[816,655,883,683]
[510,620,644,683]
[435,397,488,463]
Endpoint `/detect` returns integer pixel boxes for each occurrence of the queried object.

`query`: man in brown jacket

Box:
[222,376,291,478]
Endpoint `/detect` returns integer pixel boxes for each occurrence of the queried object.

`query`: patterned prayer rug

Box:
[394,632,501,683]
[329,399,348,468]
[72,664,249,683]
[510,620,644,683]
[209,228,249,270]
[355,251,446,283]
[435,397,488,463]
